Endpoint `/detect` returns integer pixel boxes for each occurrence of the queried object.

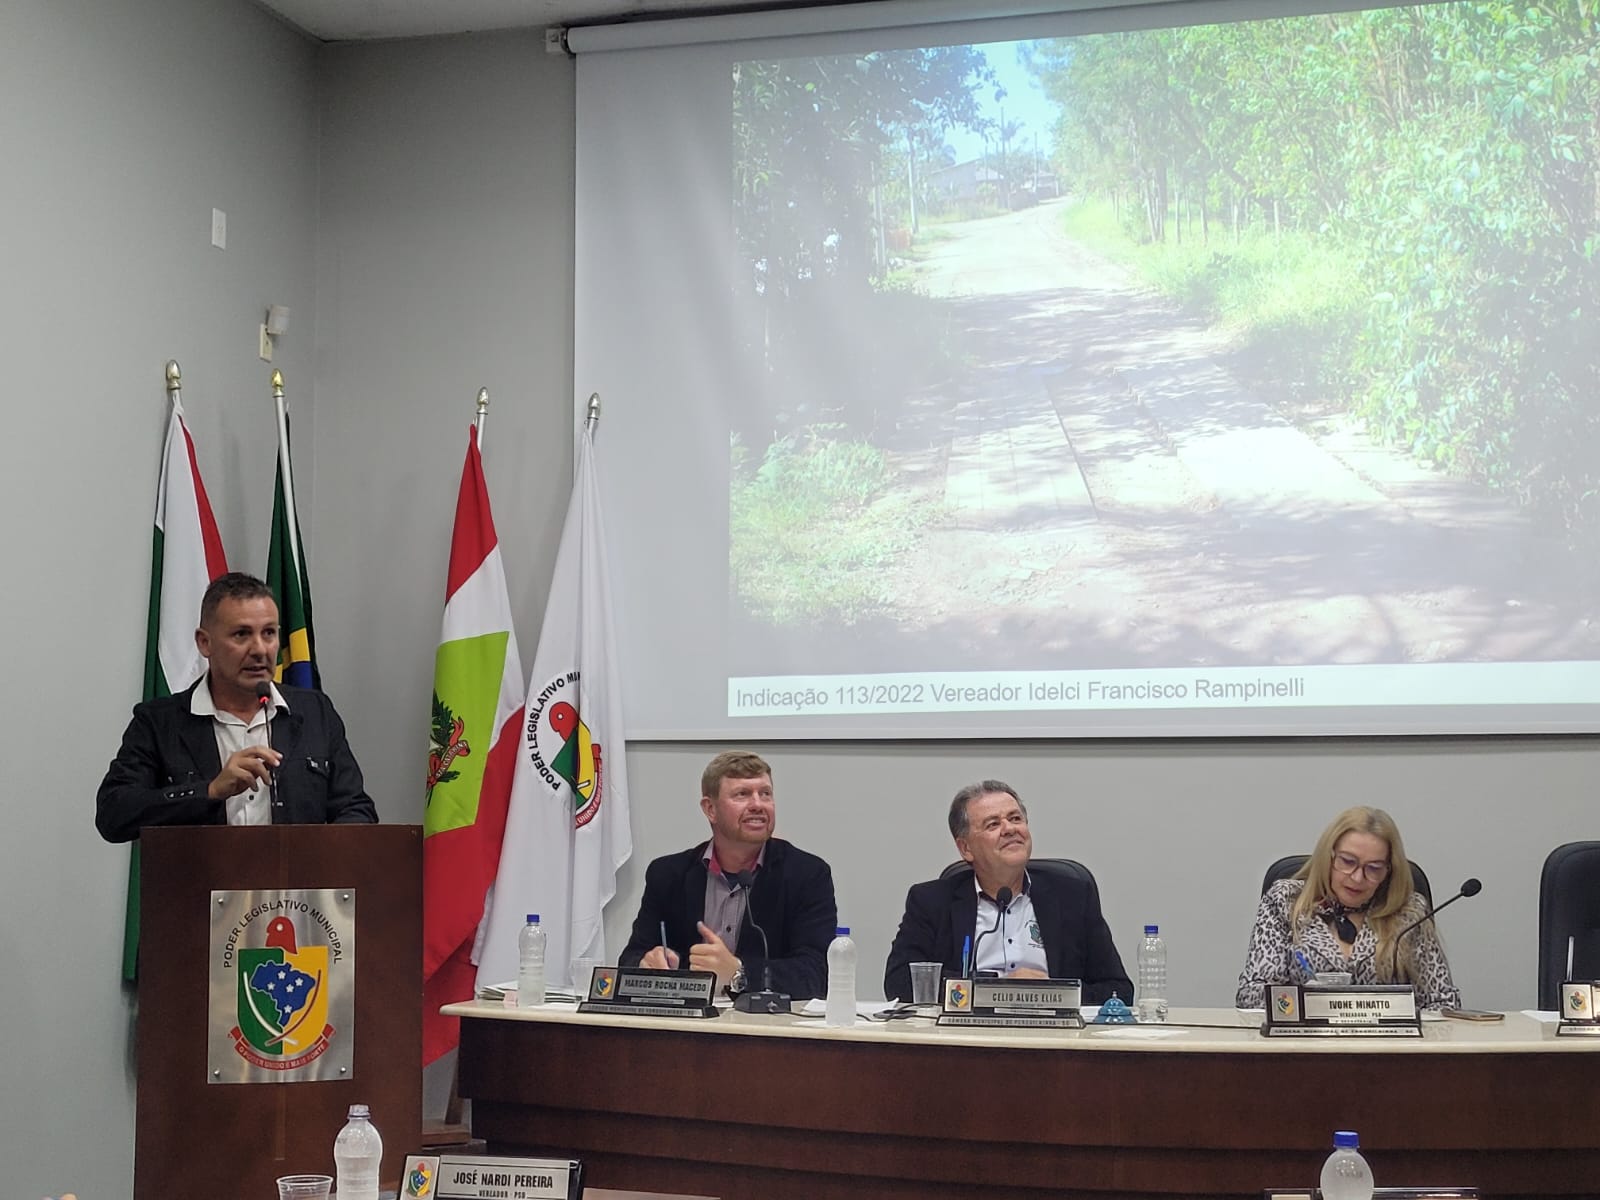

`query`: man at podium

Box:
[95,572,377,840]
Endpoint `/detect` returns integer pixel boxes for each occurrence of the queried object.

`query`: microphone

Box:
[1354,878,1481,978]
[255,682,280,810]
[729,869,789,1014]
[971,886,1013,978]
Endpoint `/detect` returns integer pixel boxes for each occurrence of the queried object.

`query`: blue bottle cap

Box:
[526,913,540,924]
[836,926,850,936]
[1144,924,1159,936]
[1334,1130,1360,1149]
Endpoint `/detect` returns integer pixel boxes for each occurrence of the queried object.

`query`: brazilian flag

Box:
[267,408,319,690]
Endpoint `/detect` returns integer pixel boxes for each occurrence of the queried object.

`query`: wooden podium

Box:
[136,824,421,1200]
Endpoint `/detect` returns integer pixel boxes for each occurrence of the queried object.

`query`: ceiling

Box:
[254,0,886,42]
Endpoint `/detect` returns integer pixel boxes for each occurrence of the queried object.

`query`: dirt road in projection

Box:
[846,199,1600,672]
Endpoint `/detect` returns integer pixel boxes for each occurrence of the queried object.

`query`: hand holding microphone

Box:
[207,745,282,800]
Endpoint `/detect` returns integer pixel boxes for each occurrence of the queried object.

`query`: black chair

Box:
[1537,841,1600,1011]
[1261,853,1433,911]
[941,857,1095,890]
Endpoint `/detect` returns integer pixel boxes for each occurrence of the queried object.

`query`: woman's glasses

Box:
[1331,850,1390,883]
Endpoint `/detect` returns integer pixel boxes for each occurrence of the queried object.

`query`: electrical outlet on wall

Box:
[259,324,273,362]
[211,208,226,249]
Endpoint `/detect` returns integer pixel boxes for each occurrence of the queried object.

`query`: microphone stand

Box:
[730,870,790,1014]
[1359,879,1481,981]
[970,886,1013,979]
[255,682,280,814]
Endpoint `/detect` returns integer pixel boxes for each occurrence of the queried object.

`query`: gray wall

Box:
[610,738,1597,1013]
[3,5,1597,1197]
[0,1,319,1196]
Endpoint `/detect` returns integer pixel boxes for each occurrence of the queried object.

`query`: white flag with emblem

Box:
[477,420,633,989]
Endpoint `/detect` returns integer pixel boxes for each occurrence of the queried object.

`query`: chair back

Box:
[1261,853,1433,910]
[1538,841,1600,1011]
[940,857,1095,892]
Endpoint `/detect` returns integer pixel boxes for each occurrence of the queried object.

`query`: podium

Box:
[136,824,421,1200]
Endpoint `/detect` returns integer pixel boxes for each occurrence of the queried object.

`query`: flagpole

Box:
[475,387,490,449]
[270,370,305,579]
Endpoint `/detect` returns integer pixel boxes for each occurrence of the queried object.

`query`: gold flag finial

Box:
[271,369,284,399]
[165,360,181,393]
[476,387,490,419]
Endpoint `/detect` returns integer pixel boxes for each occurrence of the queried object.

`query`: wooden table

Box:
[447,1001,1600,1200]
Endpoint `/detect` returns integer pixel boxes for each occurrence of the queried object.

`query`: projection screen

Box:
[572,0,1600,739]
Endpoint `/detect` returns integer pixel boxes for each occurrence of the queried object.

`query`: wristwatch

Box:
[728,961,748,997]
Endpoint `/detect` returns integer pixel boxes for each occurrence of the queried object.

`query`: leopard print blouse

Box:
[1235,878,1462,1010]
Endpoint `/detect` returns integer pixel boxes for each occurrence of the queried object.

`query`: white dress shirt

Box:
[190,674,288,827]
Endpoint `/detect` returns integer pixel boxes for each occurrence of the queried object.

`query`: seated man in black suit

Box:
[96,572,377,841]
[618,751,837,1000]
[884,780,1131,1005]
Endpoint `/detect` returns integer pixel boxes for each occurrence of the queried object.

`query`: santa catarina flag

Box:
[421,427,525,1064]
[125,388,228,981]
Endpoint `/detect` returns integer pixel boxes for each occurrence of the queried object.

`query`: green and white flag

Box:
[125,389,228,980]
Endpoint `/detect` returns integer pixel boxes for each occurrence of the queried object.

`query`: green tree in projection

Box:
[1025,4,1600,537]
[1341,3,1600,530]
[732,47,994,443]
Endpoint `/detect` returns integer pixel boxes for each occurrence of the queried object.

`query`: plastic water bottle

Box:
[1136,924,1168,1022]
[517,913,546,1007]
[824,926,857,1027]
[333,1103,382,1200]
[1320,1130,1374,1200]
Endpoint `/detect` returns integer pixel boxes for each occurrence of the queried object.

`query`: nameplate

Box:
[576,967,720,1018]
[1556,981,1600,1036]
[1263,984,1421,1037]
[938,977,1085,1029]
[400,1153,581,1200]
[1263,1189,1477,1198]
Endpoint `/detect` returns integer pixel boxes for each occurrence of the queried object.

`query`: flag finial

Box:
[476,388,489,419]
[586,392,601,430]
[165,360,181,393]
[271,369,284,398]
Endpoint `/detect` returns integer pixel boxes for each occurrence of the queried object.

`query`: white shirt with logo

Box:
[973,877,1048,977]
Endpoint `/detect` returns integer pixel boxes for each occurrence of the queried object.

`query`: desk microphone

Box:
[729,869,789,1014]
[255,682,281,811]
[971,886,1012,978]
[1353,877,1481,978]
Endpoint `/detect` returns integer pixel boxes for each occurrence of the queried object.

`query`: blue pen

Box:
[660,920,670,964]
[1294,949,1313,979]
[961,934,972,978]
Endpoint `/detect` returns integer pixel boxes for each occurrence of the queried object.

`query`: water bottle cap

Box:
[526,913,540,924]
[1333,1130,1359,1149]
[1144,925,1159,936]
[348,1103,370,1118]
[836,926,850,936]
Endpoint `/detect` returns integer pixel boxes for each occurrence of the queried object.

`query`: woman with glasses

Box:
[1234,805,1461,1009]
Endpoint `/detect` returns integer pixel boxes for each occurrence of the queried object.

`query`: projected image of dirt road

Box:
[785,199,1600,673]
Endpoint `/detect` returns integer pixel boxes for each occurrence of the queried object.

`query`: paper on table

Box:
[798,998,883,1019]
[1522,1009,1561,1023]
[478,980,580,1005]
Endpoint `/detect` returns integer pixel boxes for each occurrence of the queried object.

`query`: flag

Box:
[124,389,229,980]
[476,421,633,993]
[267,402,318,689]
[421,427,525,1064]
